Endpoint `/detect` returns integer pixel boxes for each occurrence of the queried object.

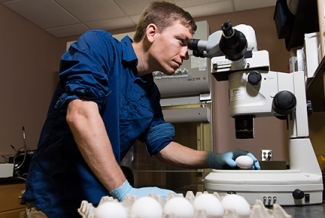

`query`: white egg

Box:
[235,155,253,169]
[130,196,162,218]
[94,201,127,218]
[164,197,194,218]
[193,193,224,218]
[221,194,251,218]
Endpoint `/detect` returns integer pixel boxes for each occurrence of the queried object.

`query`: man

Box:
[22,1,260,217]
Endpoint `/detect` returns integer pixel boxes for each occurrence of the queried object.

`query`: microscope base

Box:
[204,169,323,206]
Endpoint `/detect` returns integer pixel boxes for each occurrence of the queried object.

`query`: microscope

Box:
[188,20,323,206]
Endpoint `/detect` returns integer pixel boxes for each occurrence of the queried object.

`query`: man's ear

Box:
[146,24,158,43]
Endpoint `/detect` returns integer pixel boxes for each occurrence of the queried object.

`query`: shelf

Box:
[306,57,325,112]
[277,0,324,112]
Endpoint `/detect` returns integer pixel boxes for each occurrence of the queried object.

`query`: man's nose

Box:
[181,47,189,60]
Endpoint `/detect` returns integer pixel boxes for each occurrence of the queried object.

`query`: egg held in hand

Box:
[235,155,254,169]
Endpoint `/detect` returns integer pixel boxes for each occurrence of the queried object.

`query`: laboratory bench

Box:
[0,178,25,218]
[0,178,323,218]
[282,203,325,218]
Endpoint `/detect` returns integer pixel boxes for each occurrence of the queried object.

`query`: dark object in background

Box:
[273,0,295,39]
[121,166,134,187]
[259,161,287,170]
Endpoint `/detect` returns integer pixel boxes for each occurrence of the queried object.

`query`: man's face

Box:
[149,20,192,75]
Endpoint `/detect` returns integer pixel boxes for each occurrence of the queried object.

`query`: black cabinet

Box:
[275,0,319,51]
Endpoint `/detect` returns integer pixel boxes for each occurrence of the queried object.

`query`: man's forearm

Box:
[66,99,126,191]
[156,141,209,169]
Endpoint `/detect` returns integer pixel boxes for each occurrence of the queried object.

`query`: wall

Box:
[0,4,59,161]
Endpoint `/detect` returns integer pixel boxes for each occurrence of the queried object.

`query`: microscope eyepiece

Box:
[192,50,205,58]
[234,115,255,139]
[219,20,247,62]
[188,38,200,50]
[188,38,206,57]
[221,20,234,37]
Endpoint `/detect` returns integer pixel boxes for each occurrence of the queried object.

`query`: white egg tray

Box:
[78,191,292,218]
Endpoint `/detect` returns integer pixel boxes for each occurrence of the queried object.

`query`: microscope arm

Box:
[228,67,309,139]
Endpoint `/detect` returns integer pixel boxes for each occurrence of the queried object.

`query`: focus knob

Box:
[248,71,262,86]
[272,90,296,115]
[292,189,305,199]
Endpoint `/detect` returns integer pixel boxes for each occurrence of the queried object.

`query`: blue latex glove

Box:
[109,180,175,201]
[206,149,260,170]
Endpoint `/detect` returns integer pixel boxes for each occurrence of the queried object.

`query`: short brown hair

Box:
[133,1,197,42]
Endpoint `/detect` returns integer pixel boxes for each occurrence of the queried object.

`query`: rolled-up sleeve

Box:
[145,122,175,156]
[55,31,114,110]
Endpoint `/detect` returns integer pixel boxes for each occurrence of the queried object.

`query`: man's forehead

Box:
[183,23,195,35]
[169,21,193,35]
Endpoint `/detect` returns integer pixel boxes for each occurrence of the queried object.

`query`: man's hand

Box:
[109,180,175,201]
[206,149,260,170]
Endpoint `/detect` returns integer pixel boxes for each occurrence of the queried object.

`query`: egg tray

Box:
[78,191,292,218]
